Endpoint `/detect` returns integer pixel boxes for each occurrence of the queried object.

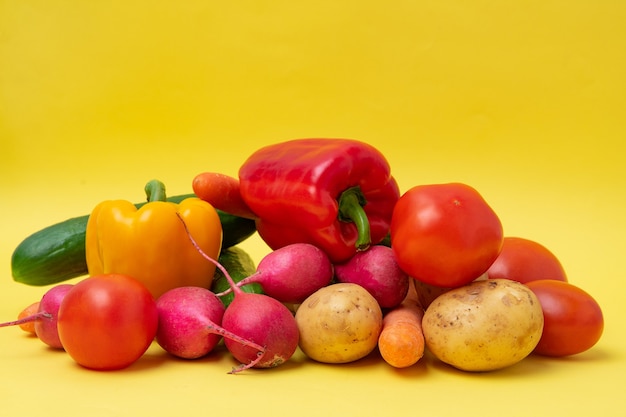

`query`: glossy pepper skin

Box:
[85,180,222,299]
[238,138,400,263]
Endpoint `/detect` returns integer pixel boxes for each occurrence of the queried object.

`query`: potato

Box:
[295,283,383,364]
[422,278,544,371]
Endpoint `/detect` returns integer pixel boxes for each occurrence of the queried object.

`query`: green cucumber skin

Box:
[11,216,90,286]
[11,194,257,286]
[217,210,257,249]
[211,246,263,308]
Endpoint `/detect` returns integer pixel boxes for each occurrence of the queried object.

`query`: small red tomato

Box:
[526,280,603,357]
[391,183,503,288]
[487,237,567,283]
[57,274,158,370]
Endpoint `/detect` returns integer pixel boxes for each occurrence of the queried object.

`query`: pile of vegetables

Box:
[3,138,604,374]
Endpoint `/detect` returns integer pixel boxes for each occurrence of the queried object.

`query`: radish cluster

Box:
[161,221,334,373]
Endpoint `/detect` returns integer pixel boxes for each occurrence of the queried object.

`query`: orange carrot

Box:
[17,302,40,334]
[378,281,425,368]
[192,172,257,219]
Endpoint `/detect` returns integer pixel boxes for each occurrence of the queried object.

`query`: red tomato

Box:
[526,280,603,357]
[391,183,503,288]
[57,274,158,370]
[487,237,567,283]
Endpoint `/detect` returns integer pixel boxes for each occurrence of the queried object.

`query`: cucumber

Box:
[211,246,263,308]
[217,209,257,249]
[11,194,257,286]
[11,215,91,286]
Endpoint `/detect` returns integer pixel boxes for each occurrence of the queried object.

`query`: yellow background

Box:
[1,1,625,416]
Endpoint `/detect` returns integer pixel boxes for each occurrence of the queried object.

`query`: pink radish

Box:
[156,286,266,367]
[0,284,73,349]
[178,215,300,371]
[221,291,299,369]
[334,245,409,308]
[215,243,333,304]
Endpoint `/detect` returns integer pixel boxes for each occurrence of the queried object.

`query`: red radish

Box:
[0,284,73,349]
[222,291,299,369]
[178,214,299,371]
[156,286,266,364]
[156,287,226,359]
[215,243,333,304]
[334,245,409,308]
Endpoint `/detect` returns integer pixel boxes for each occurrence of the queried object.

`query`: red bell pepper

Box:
[238,138,400,263]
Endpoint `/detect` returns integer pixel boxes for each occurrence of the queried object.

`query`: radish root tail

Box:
[176,213,266,374]
[176,213,237,290]
[0,312,52,328]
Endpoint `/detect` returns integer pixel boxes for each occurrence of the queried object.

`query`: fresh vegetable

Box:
[85,180,222,299]
[12,218,91,286]
[217,210,257,248]
[16,302,40,334]
[295,283,383,364]
[179,215,299,371]
[377,281,425,368]
[334,245,409,308]
[222,290,298,370]
[57,274,158,370]
[526,280,603,357]
[156,286,226,359]
[0,284,73,349]
[32,284,74,349]
[238,138,400,263]
[156,286,267,364]
[211,246,262,308]
[487,237,568,283]
[422,279,544,372]
[391,182,504,288]
[192,171,257,219]
[216,243,334,304]
[11,194,256,286]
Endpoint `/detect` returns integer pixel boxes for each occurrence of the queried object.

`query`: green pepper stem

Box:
[144,179,168,202]
[338,186,371,251]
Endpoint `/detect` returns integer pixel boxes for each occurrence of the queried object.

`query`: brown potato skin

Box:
[295,283,383,364]
[422,279,544,371]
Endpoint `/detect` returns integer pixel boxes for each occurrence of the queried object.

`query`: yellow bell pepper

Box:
[85,179,222,299]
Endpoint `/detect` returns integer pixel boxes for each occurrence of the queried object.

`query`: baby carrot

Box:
[4,302,40,334]
[378,281,425,368]
[192,172,257,219]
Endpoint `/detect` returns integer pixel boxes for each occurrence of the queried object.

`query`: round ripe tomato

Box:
[526,280,603,357]
[487,237,567,283]
[57,274,158,370]
[391,183,503,288]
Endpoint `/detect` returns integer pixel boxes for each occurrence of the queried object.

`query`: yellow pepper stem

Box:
[144,179,168,202]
